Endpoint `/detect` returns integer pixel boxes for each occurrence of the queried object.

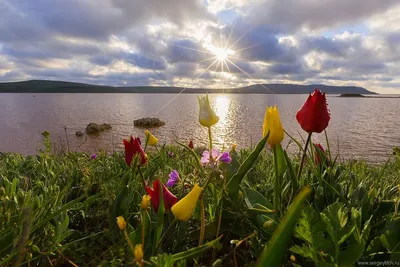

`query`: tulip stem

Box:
[273,146,281,214]
[144,134,149,152]
[324,130,332,164]
[141,211,145,249]
[124,230,136,258]
[297,132,312,182]
[156,219,177,252]
[199,196,205,246]
[208,127,213,151]
[137,167,146,187]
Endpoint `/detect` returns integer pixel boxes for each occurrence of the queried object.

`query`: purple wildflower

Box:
[90,153,97,160]
[166,170,180,187]
[201,149,232,166]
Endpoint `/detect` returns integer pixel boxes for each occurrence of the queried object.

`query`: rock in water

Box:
[75,131,84,137]
[133,117,165,128]
[100,123,112,130]
[85,123,112,135]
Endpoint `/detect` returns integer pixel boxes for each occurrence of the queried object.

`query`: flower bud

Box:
[116,216,126,231]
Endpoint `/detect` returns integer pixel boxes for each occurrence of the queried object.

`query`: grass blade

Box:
[172,236,222,262]
[152,181,165,255]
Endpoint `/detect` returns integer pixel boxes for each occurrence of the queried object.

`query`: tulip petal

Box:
[263,105,284,146]
[171,184,203,221]
[296,89,330,133]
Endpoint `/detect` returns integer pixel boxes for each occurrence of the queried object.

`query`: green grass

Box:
[0,135,399,266]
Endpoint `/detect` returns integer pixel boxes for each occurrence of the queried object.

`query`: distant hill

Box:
[0,80,376,94]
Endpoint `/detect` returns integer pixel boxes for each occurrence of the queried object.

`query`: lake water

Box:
[0,93,399,163]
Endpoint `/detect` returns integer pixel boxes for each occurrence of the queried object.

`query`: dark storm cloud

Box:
[318,75,393,82]
[0,70,26,80]
[321,59,387,73]
[21,67,170,86]
[1,38,103,62]
[166,39,207,63]
[125,53,166,70]
[88,55,115,66]
[169,62,198,77]
[268,63,305,75]
[105,71,170,86]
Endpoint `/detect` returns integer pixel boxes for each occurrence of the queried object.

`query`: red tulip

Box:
[123,136,147,166]
[314,143,329,166]
[296,89,330,133]
[145,180,178,212]
[188,140,194,149]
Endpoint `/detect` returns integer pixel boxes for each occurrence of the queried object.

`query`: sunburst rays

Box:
[155,23,274,114]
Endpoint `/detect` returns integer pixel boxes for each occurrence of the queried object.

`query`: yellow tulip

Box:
[116,216,126,231]
[134,244,144,264]
[140,194,151,210]
[171,184,203,221]
[232,143,237,151]
[262,105,284,146]
[144,130,158,146]
[197,94,219,127]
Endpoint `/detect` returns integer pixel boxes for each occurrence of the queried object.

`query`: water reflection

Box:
[213,95,235,149]
[0,93,398,163]
[214,95,230,123]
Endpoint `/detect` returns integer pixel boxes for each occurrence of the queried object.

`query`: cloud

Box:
[248,0,400,32]
[0,0,213,41]
[125,53,166,70]
[166,39,208,63]
[1,0,400,93]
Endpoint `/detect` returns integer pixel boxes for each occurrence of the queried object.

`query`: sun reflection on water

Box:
[214,95,230,124]
[213,95,235,149]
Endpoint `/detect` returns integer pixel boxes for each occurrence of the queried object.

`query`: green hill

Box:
[0,80,376,94]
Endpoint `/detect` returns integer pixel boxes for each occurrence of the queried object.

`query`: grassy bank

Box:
[1,134,399,266]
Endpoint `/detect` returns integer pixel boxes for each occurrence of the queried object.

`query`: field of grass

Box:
[1,131,399,266]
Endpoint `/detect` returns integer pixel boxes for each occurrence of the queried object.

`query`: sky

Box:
[1,0,400,93]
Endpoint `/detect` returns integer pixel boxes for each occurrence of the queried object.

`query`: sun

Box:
[206,44,235,62]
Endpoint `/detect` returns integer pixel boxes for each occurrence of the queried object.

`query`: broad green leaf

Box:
[338,243,365,266]
[257,186,312,267]
[244,187,273,209]
[338,226,355,245]
[360,216,373,245]
[110,187,128,234]
[226,132,269,194]
[274,144,286,179]
[366,236,381,255]
[150,253,174,267]
[321,202,348,244]
[380,218,400,260]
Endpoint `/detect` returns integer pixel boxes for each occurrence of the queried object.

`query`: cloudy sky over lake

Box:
[1,0,400,93]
